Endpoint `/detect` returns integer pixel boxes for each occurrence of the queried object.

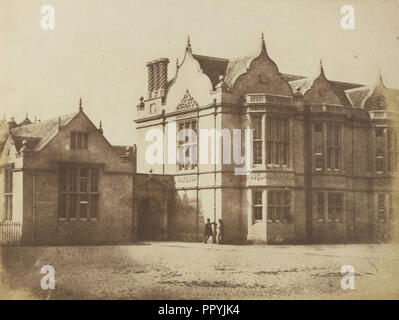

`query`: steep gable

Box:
[302,64,344,106]
[228,38,293,99]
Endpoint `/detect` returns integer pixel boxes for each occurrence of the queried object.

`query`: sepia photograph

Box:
[1,0,399,304]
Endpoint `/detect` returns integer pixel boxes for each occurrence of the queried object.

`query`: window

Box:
[4,167,12,221]
[387,128,398,173]
[253,191,263,221]
[177,120,197,170]
[316,192,325,221]
[327,193,343,222]
[314,123,324,171]
[58,167,99,220]
[267,191,291,222]
[378,194,386,222]
[150,103,156,114]
[327,124,340,170]
[376,127,384,137]
[375,127,385,173]
[71,132,89,150]
[378,193,396,222]
[375,127,398,173]
[252,115,263,165]
[267,117,289,166]
[388,194,396,221]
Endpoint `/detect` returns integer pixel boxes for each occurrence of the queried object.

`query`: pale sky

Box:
[1,0,399,145]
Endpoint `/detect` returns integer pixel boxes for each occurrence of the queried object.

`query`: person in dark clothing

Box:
[217,219,224,244]
[204,218,214,244]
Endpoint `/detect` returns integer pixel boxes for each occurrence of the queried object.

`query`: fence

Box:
[0,221,22,246]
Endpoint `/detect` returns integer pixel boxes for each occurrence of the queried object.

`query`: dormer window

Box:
[71,132,89,150]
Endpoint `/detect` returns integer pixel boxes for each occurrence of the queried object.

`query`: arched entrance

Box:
[137,197,163,240]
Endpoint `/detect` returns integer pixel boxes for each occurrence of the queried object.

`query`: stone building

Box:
[1,35,398,245]
[135,35,399,244]
[0,103,137,245]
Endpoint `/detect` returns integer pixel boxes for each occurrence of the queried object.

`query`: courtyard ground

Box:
[0,242,398,299]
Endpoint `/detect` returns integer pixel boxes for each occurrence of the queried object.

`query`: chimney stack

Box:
[146,58,169,99]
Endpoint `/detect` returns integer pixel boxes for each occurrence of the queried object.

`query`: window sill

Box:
[58,218,98,222]
[267,220,292,224]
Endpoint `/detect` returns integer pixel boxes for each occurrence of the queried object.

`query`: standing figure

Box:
[212,220,217,244]
[203,218,214,244]
[217,219,224,244]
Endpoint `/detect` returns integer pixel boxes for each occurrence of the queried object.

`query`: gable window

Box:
[253,191,263,221]
[252,115,263,165]
[327,193,343,222]
[71,132,89,150]
[267,117,289,167]
[58,167,99,220]
[4,167,12,221]
[177,119,197,170]
[267,191,291,222]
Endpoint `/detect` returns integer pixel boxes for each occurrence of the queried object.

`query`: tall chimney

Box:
[158,58,169,94]
[146,58,169,99]
[153,61,160,93]
[146,62,154,94]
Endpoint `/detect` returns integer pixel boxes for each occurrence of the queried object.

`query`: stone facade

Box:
[1,36,398,245]
[0,109,137,245]
[135,36,399,244]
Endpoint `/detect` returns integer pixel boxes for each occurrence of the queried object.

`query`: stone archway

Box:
[137,197,162,240]
[133,174,174,241]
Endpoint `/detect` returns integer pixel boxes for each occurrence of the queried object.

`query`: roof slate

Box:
[11,112,77,151]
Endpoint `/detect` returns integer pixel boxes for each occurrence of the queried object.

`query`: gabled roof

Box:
[289,64,364,106]
[192,54,229,89]
[10,112,77,151]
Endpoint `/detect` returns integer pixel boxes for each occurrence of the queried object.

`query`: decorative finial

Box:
[98,120,103,134]
[186,35,192,53]
[320,58,325,76]
[378,68,384,84]
[260,32,266,53]
[79,97,83,111]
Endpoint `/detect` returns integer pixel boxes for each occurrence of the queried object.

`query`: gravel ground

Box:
[1,242,398,299]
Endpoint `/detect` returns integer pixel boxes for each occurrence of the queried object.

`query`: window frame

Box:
[266,116,289,167]
[267,190,291,223]
[253,190,263,221]
[327,192,343,222]
[313,122,342,172]
[70,131,89,150]
[176,119,198,171]
[252,115,263,166]
[58,166,99,221]
[4,167,13,221]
